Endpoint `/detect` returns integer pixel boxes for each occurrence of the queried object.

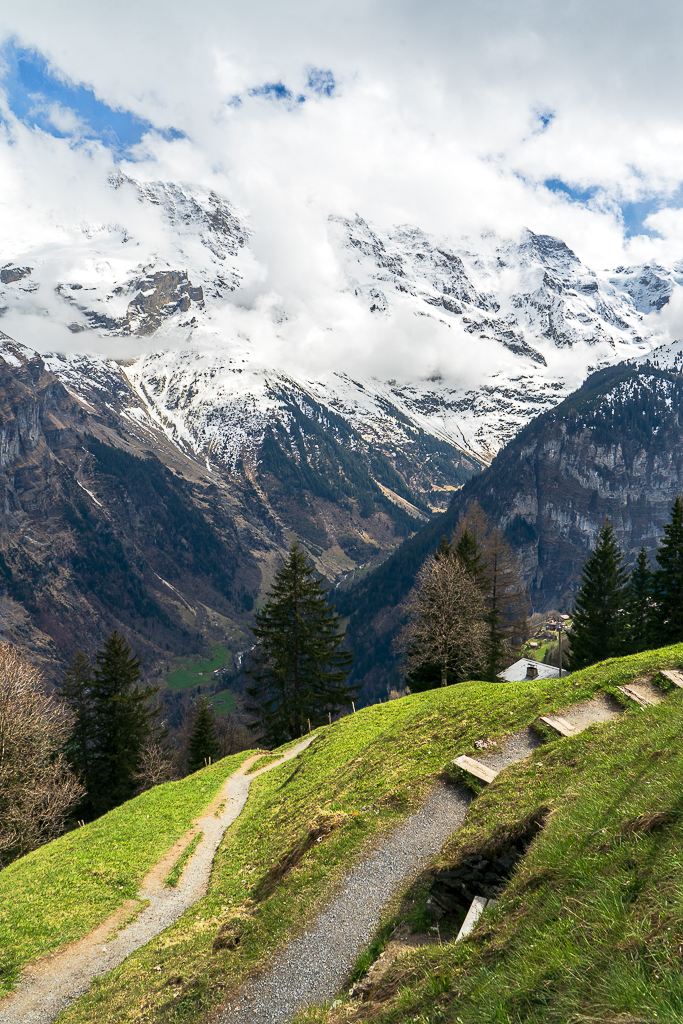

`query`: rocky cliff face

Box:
[455,360,683,609]
[339,353,683,699]
[0,335,470,678]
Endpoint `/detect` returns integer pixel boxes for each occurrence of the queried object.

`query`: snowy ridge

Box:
[2,174,681,470]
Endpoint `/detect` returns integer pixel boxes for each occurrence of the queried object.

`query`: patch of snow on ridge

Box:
[2,174,680,463]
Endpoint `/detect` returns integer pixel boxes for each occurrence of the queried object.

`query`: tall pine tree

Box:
[625,547,652,654]
[567,519,628,671]
[87,632,159,817]
[61,651,94,802]
[245,543,355,747]
[187,697,221,773]
[653,496,683,646]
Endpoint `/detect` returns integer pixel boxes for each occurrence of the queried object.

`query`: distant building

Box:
[498,658,568,682]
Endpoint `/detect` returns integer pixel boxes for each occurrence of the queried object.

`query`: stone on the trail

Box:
[455,895,488,941]
[453,755,498,784]
[540,714,578,737]
[660,669,683,689]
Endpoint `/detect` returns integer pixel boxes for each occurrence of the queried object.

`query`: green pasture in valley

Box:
[165,645,233,690]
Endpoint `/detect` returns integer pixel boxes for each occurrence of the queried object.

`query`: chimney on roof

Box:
[525,662,539,680]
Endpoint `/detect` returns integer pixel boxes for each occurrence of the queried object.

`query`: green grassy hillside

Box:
[21,644,676,1024]
[301,670,683,1024]
[0,751,252,994]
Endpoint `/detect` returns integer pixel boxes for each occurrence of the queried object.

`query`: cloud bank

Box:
[1,0,683,372]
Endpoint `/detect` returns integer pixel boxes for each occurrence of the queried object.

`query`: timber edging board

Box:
[453,755,499,784]
[455,895,488,941]
[616,685,656,707]
[660,669,683,689]
[540,714,578,737]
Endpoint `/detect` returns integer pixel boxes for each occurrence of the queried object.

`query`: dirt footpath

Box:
[0,738,315,1024]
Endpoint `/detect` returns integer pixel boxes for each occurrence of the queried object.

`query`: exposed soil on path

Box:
[0,739,316,1024]
[556,693,624,730]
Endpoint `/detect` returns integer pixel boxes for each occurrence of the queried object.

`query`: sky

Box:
[2,1,683,363]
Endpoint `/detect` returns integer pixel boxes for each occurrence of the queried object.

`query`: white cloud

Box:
[2,0,683,367]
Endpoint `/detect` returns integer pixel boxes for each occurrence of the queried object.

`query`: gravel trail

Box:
[214,784,470,1024]
[0,738,315,1024]
[214,728,543,1024]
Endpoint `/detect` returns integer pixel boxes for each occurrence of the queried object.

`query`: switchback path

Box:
[0,738,316,1024]
[214,692,638,1024]
[213,728,542,1024]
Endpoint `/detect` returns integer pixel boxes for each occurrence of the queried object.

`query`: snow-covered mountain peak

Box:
[1,174,681,468]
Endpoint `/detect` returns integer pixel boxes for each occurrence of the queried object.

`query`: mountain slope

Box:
[0,336,468,678]
[340,356,683,698]
[3,172,683,681]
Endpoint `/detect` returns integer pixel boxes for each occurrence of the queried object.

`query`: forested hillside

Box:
[339,359,683,700]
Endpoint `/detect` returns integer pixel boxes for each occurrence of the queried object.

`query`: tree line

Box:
[0,632,249,866]
[0,541,357,865]
[397,502,529,689]
[567,496,683,671]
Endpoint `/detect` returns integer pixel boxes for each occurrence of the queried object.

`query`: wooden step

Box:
[453,755,499,784]
[617,684,656,707]
[455,895,488,941]
[540,714,579,737]
[660,669,683,689]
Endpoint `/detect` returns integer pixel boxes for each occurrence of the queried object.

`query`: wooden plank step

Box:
[660,669,683,689]
[453,755,499,784]
[455,895,488,941]
[540,714,579,737]
[617,684,656,707]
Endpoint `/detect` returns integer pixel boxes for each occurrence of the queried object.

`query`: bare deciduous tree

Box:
[0,644,84,864]
[397,554,488,687]
[132,741,177,794]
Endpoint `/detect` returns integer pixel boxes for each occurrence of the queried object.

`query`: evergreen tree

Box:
[187,697,220,773]
[454,503,529,680]
[567,519,629,671]
[625,547,653,654]
[454,527,480,575]
[60,651,94,799]
[245,543,355,747]
[653,496,683,645]
[87,632,159,817]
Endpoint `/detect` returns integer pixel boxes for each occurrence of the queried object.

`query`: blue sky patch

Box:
[307,68,336,97]
[534,108,555,132]
[245,69,336,107]
[544,177,676,238]
[249,81,294,101]
[1,42,183,156]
